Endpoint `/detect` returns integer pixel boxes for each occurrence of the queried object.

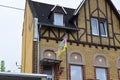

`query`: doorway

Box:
[43,65,54,80]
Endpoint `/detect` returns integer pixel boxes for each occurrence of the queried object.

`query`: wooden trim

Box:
[84,3,88,42]
[110,8,115,46]
[119,20,120,29]
[77,31,79,46]
[114,33,120,44]
[69,31,77,41]
[99,9,106,18]
[51,28,57,38]
[105,0,110,48]
[97,0,102,45]
[41,27,48,37]
[88,0,93,43]
[41,36,120,50]
[78,28,86,41]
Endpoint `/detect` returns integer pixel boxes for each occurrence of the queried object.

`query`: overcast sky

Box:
[0,0,120,72]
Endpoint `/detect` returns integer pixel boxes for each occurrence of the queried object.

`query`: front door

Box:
[43,65,54,80]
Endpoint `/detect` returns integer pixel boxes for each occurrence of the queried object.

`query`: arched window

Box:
[94,55,108,67]
[70,53,82,64]
[43,50,56,59]
[69,52,85,80]
[94,54,109,80]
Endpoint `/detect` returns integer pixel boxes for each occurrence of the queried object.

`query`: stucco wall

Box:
[21,1,34,73]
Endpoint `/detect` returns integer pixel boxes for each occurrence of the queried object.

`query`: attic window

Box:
[91,18,107,37]
[54,13,63,26]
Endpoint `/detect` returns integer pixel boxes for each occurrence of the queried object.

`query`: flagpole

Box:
[66,47,68,80]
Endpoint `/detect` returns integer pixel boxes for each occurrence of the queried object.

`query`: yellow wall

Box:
[78,0,120,46]
[40,38,120,80]
[40,0,120,79]
[21,1,34,73]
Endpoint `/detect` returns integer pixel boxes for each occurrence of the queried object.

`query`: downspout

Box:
[37,24,41,74]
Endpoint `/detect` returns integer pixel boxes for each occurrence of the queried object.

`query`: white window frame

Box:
[54,13,63,26]
[96,68,107,80]
[91,18,99,36]
[99,21,107,37]
[91,18,107,37]
[70,65,83,80]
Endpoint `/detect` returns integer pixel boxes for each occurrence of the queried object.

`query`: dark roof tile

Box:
[29,1,78,30]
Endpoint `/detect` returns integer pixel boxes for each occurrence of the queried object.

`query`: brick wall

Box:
[32,41,38,73]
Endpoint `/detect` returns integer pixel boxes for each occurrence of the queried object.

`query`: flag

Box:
[56,38,67,56]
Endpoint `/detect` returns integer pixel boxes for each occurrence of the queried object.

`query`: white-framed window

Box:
[91,18,99,35]
[71,65,83,80]
[54,13,63,26]
[91,18,107,37]
[69,52,85,80]
[94,54,109,80]
[96,68,107,80]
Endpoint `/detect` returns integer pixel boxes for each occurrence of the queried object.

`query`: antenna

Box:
[16,62,21,69]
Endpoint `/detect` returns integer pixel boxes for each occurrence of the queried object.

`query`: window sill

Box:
[92,34,108,38]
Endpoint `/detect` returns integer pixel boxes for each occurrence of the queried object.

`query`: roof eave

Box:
[40,23,80,31]
[73,0,86,15]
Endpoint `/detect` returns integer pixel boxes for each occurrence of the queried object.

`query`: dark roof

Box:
[28,0,79,30]
[118,10,120,14]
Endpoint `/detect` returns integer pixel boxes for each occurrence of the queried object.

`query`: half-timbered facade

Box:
[22,0,120,80]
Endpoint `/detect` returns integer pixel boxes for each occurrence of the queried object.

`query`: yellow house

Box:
[22,0,120,80]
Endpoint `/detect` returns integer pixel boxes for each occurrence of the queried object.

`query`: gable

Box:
[51,5,67,14]
[74,0,120,20]
[76,0,120,48]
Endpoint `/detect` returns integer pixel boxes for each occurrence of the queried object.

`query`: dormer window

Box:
[54,13,63,26]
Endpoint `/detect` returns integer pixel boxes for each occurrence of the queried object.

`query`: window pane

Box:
[54,13,63,26]
[96,68,107,80]
[91,18,99,35]
[43,66,52,75]
[71,65,83,80]
[100,22,107,36]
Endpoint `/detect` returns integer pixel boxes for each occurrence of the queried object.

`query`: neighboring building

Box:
[22,0,120,80]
